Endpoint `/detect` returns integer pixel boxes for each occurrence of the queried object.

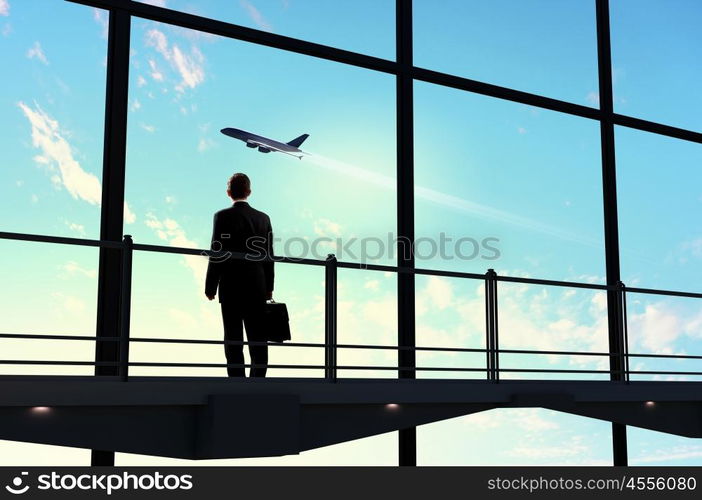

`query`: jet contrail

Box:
[304,150,602,248]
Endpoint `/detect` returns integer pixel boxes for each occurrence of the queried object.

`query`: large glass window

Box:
[414,0,599,105]
[0,0,108,238]
[414,82,606,282]
[617,127,702,293]
[611,0,702,132]
[134,0,395,59]
[1,0,700,468]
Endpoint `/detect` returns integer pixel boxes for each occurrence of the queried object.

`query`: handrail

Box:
[3,229,701,298]
[4,331,702,359]
[1,229,701,381]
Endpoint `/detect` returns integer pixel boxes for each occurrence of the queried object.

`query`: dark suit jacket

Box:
[205,201,274,303]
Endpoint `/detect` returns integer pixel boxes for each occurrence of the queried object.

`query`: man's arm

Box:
[205,213,222,300]
[264,216,274,299]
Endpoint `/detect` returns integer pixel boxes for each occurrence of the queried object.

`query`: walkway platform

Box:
[0,376,700,459]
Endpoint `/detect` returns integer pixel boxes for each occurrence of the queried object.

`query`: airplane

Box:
[220,127,309,159]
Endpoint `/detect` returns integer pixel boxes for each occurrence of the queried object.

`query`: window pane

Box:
[418,409,612,465]
[626,293,702,381]
[611,0,702,132]
[129,251,324,378]
[629,427,702,465]
[133,0,395,59]
[337,270,397,379]
[616,127,702,293]
[0,0,107,238]
[0,240,98,376]
[497,283,609,381]
[415,276,486,380]
[414,0,598,105]
[125,18,396,379]
[414,82,606,283]
[126,19,396,261]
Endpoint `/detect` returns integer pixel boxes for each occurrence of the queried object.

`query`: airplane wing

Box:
[246,139,307,159]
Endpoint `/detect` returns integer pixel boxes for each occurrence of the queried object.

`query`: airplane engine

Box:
[258,147,271,153]
[246,143,257,148]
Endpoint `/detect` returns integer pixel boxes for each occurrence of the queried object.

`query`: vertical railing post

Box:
[324,253,338,382]
[484,270,494,380]
[485,269,499,382]
[119,235,133,382]
[493,273,500,382]
[617,281,630,383]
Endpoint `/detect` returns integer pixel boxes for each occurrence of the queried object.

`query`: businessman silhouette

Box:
[205,173,274,377]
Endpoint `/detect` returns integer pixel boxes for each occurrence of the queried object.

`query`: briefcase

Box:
[263,300,291,343]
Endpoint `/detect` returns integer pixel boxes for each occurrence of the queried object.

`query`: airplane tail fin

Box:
[286,134,309,148]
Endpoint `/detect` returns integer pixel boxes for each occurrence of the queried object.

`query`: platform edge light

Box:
[221,127,309,159]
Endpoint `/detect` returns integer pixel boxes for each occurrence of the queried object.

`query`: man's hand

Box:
[206,293,215,301]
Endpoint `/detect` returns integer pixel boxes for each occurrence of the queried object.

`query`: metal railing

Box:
[2,229,702,382]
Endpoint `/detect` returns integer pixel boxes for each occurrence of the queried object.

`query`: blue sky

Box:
[0,0,701,466]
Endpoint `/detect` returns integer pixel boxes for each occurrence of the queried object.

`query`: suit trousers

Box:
[220,301,268,377]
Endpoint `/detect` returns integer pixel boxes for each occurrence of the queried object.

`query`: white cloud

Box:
[632,444,702,464]
[141,0,167,6]
[681,237,702,259]
[148,59,164,81]
[18,102,101,205]
[415,275,611,371]
[130,99,141,112]
[52,292,86,315]
[171,45,204,92]
[197,137,215,152]
[630,304,681,354]
[517,126,527,135]
[60,261,96,279]
[137,75,147,87]
[64,221,86,236]
[586,91,600,107]
[27,41,48,64]
[140,123,156,133]
[240,0,273,32]
[165,195,176,204]
[124,201,136,224]
[462,408,559,434]
[19,101,140,227]
[0,0,9,17]
[510,439,589,459]
[144,213,206,288]
[145,29,205,93]
[314,218,342,237]
[168,308,198,328]
[364,279,380,291]
[93,8,108,39]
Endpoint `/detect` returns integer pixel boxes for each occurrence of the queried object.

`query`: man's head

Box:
[227,173,251,201]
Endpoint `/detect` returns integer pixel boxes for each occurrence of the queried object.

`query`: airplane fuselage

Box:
[221,128,307,159]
